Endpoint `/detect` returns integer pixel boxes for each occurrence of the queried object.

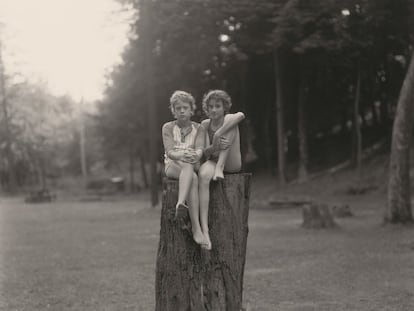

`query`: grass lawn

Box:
[1,177,414,310]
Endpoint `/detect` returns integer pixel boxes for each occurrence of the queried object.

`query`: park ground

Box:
[1,154,414,311]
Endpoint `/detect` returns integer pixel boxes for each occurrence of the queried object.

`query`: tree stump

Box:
[155,173,251,311]
[302,204,336,228]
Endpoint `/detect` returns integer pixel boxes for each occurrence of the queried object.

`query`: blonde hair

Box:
[169,90,196,115]
[202,90,232,116]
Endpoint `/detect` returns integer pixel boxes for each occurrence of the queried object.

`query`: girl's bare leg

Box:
[176,162,195,207]
[166,162,206,245]
[187,172,207,245]
[165,161,190,209]
[213,127,242,180]
[198,160,215,250]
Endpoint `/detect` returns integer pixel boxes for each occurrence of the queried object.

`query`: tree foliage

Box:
[100,0,413,179]
[0,78,78,188]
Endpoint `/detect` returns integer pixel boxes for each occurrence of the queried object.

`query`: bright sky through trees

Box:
[0,0,135,101]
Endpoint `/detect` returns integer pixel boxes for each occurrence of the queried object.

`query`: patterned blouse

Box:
[162,121,199,166]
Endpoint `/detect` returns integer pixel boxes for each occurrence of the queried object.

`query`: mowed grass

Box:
[0,196,158,311]
[1,189,414,311]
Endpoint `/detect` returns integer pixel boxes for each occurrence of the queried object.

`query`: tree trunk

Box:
[79,97,88,186]
[142,0,159,207]
[274,50,286,185]
[155,173,251,311]
[239,60,249,168]
[0,45,17,192]
[140,151,149,188]
[297,69,308,183]
[35,159,42,186]
[128,144,135,192]
[40,156,46,190]
[263,103,273,173]
[352,62,362,175]
[371,103,379,128]
[385,51,414,224]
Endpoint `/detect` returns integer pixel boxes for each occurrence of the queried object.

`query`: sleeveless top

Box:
[164,122,198,166]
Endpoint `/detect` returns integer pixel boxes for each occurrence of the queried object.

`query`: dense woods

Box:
[1,0,413,219]
[100,0,413,179]
[106,1,410,165]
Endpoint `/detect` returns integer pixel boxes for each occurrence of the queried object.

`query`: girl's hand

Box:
[212,135,220,152]
[182,150,199,164]
[213,134,230,151]
[218,137,230,150]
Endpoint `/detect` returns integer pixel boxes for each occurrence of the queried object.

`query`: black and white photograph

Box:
[0,0,414,310]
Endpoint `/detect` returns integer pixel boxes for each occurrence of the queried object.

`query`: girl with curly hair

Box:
[196,90,245,250]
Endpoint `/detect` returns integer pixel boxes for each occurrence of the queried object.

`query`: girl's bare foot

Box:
[212,166,224,181]
[201,232,212,250]
[175,203,188,220]
[192,229,207,246]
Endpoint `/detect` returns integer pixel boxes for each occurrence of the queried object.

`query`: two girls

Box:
[162,90,244,250]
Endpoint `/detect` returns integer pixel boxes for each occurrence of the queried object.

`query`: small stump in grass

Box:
[155,173,251,311]
[302,204,336,228]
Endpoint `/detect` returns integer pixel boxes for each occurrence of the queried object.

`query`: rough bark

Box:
[386,51,414,224]
[155,173,251,311]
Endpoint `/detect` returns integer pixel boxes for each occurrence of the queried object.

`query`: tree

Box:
[0,41,17,191]
[12,85,77,184]
[385,50,414,224]
[0,70,77,190]
[274,49,287,184]
[297,56,309,182]
[156,174,251,310]
[266,0,413,179]
[106,0,414,183]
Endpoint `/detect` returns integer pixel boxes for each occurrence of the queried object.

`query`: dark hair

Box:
[202,90,232,116]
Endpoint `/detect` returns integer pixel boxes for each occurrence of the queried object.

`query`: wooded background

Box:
[1,0,413,206]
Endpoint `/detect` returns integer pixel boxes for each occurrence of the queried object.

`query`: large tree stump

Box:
[155,173,251,311]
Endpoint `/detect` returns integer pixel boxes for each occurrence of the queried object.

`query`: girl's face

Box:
[207,99,225,120]
[173,100,193,121]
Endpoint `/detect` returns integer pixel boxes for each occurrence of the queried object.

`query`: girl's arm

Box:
[194,121,209,159]
[162,122,184,161]
[196,120,219,160]
[212,112,245,146]
[194,123,205,151]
